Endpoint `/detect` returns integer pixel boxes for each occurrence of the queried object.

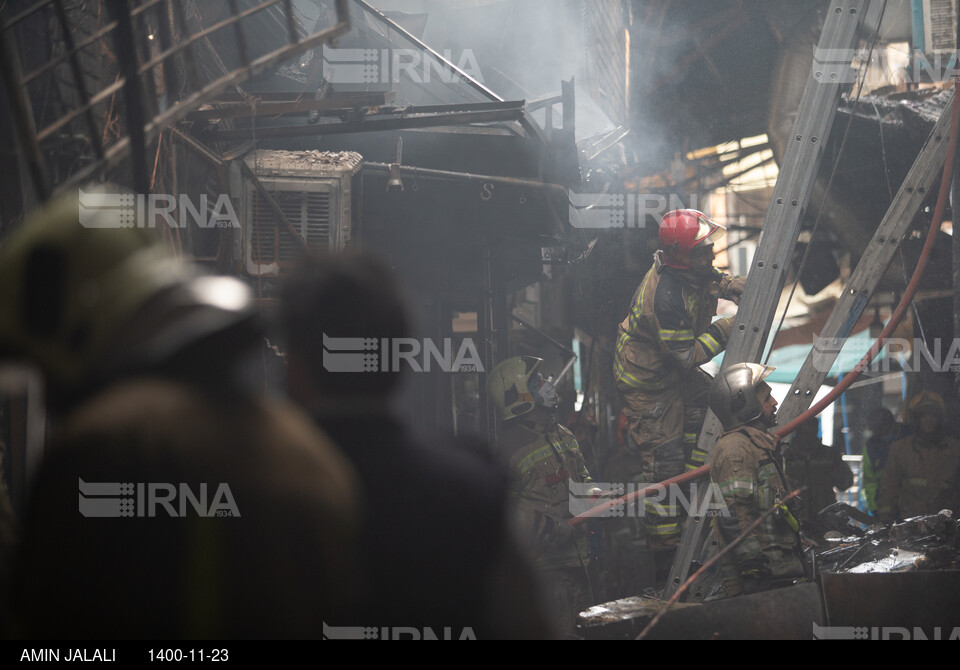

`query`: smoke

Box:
[626,2,694,172]
[362,0,726,173]
[366,0,620,139]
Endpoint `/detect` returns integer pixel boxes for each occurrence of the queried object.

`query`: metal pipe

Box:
[365,162,569,194]
[552,355,577,385]
[202,107,524,141]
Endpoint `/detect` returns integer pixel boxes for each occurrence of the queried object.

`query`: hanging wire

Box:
[872,61,931,367]
[763,0,890,365]
[880,91,934,364]
[872,99,895,201]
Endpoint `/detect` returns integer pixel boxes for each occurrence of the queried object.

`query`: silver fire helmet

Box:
[708,362,775,431]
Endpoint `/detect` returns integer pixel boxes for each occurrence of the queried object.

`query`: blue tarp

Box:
[711,326,878,385]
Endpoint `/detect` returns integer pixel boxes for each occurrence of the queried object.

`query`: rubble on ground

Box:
[813,507,960,574]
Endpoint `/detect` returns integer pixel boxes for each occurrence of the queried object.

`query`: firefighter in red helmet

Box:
[607,209,746,585]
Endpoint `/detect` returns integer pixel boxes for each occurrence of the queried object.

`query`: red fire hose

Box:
[775,82,960,437]
[571,80,960,527]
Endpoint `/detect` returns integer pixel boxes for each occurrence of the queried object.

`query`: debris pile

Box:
[814,508,960,574]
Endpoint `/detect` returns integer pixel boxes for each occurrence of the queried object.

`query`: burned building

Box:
[1,0,960,642]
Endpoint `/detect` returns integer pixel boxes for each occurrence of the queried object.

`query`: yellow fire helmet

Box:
[486,355,542,422]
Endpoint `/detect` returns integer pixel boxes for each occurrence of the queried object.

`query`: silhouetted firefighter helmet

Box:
[906,390,945,426]
[0,186,255,401]
[708,362,775,431]
[659,209,725,269]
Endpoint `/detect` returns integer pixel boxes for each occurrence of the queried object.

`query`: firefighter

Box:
[875,390,960,523]
[487,355,599,637]
[0,188,362,638]
[707,363,805,598]
[783,416,853,527]
[861,407,909,516]
[609,209,744,580]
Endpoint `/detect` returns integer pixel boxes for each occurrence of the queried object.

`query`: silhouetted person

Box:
[861,407,909,516]
[876,391,960,523]
[783,416,853,528]
[281,250,556,640]
[0,188,361,639]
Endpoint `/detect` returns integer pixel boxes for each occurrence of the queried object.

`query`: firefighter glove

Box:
[711,316,735,344]
[717,275,746,304]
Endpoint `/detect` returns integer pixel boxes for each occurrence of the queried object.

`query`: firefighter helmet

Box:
[659,209,725,269]
[487,355,542,422]
[906,390,944,425]
[708,362,775,431]
[0,186,254,399]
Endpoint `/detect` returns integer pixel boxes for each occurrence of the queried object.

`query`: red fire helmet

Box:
[658,209,725,269]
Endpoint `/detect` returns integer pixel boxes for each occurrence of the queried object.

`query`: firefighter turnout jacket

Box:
[496,417,594,570]
[875,432,960,523]
[615,252,733,402]
[614,252,737,459]
[710,423,806,597]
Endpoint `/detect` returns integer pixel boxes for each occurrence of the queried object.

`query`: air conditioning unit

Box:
[239,150,362,276]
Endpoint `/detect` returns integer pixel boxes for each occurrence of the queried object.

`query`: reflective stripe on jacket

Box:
[497,418,593,569]
[614,253,728,392]
[710,423,805,595]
